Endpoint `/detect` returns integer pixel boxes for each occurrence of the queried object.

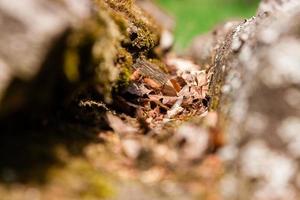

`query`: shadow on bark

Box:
[0,107,107,184]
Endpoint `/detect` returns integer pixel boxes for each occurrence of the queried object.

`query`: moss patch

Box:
[115,47,134,88]
[48,158,115,200]
[104,0,161,52]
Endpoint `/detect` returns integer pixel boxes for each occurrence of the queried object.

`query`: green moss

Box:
[64,49,80,82]
[77,162,115,200]
[104,0,161,51]
[93,0,162,96]
[133,21,159,50]
[88,1,123,102]
[63,15,108,83]
[48,159,115,200]
[210,94,220,111]
[74,0,163,101]
[109,12,130,40]
[114,47,133,89]
[118,66,132,88]
[208,78,222,111]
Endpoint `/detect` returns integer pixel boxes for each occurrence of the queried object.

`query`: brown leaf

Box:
[162,83,177,96]
[170,76,187,91]
[194,70,207,86]
[169,78,181,92]
[130,69,141,81]
[144,77,162,90]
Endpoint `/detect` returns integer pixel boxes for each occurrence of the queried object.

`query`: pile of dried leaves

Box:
[117,55,212,128]
[102,54,220,166]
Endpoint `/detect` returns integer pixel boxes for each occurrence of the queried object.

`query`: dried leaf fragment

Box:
[162,83,177,96]
[106,112,138,136]
[166,97,184,118]
[144,77,162,90]
[170,76,187,92]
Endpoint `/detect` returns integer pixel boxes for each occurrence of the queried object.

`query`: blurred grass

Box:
[156,0,260,49]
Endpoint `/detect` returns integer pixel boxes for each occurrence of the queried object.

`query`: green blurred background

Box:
[156,0,260,49]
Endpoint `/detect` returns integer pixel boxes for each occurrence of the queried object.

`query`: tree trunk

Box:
[202,0,300,199]
[1,0,300,199]
[0,0,162,118]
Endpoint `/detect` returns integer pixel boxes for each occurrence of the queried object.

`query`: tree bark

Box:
[1,0,300,199]
[0,0,162,118]
[200,0,300,199]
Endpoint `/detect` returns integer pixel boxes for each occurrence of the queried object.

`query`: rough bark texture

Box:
[0,0,96,116]
[0,0,161,118]
[0,0,165,199]
[202,0,300,199]
[1,0,300,199]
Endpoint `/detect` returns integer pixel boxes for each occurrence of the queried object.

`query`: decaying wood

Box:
[133,59,177,96]
[133,59,169,87]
